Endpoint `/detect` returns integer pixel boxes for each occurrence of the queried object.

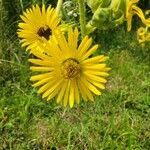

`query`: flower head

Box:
[29,28,110,107]
[17,4,61,51]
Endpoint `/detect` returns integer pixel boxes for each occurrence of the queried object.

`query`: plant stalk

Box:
[42,0,45,4]
[56,0,63,17]
[78,0,86,37]
[19,0,24,11]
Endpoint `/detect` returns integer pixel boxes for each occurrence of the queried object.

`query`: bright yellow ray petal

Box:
[78,38,93,58]
[64,80,71,107]
[47,84,62,101]
[77,36,89,52]
[56,80,68,103]
[84,71,109,77]
[29,59,53,66]
[30,66,53,72]
[31,51,51,60]
[83,64,106,70]
[73,27,79,50]
[45,40,62,58]
[68,28,74,50]
[46,7,54,24]
[82,85,94,101]
[81,77,101,95]
[32,77,53,87]
[80,45,98,60]
[82,55,109,64]
[78,78,94,101]
[48,10,58,25]
[68,27,79,51]
[42,79,63,99]
[42,4,46,16]
[30,72,53,81]
[74,79,80,104]
[69,81,75,108]
[20,15,29,23]
[85,77,105,90]
[37,79,58,94]
[84,72,107,83]
[78,79,88,101]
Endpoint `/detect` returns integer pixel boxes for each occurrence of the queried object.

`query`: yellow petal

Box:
[30,66,53,72]
[82,78,101,95]
[32,77,53,87]
[78,79,88,101]
[83,64,106,70]
[47,85,61,101]
[86,77,105,89]
[82,55,108,64]
[78,38,92,58]
[84,72,107,83]
[56,81,68,103]
[37,79,57,94]
[31,52,51,60]
[64,80,71,107]
[74,80,80,104]
[77,36,88,52]
[69,82,74,108]
[42,79,63,99]
[30,73,53,81]
[29,59,52,66]
[80,45,98,60]
[78,78,94,101]
[84,71,109,77]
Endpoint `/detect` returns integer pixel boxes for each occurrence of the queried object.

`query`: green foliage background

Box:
[0,0,150,149]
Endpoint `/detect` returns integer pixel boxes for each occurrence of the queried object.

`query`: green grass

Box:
[0,0,150,149]
[0,47,150,149]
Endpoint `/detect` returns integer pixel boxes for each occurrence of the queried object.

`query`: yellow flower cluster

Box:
[18,4,110,107]
[137,27,150,45]
[126,0,150,44]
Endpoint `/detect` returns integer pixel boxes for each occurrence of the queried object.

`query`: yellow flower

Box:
[126,0,150,31]
[137,26,150,44]
[29,28,110,108]
[17,4,61,51]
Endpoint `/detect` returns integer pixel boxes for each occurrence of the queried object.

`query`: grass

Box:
[0,0,150,149]
[0,46,150,149]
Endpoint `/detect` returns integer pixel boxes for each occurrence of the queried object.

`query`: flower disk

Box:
[29,28,110,108]
[17,4,61,51]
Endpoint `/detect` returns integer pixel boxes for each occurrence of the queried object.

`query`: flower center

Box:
[37,26,52,40]
[61,58,81,79]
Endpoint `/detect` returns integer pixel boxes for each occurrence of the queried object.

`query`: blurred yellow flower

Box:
[137,26,150,44]
[126,0,150,31]
[29,28,110,107]
[17,4,61,51]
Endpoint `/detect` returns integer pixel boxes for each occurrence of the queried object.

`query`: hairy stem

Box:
[78,0,86,37]
[19,0,23,11]
[42,0,45,4]
[56,0,63,17]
